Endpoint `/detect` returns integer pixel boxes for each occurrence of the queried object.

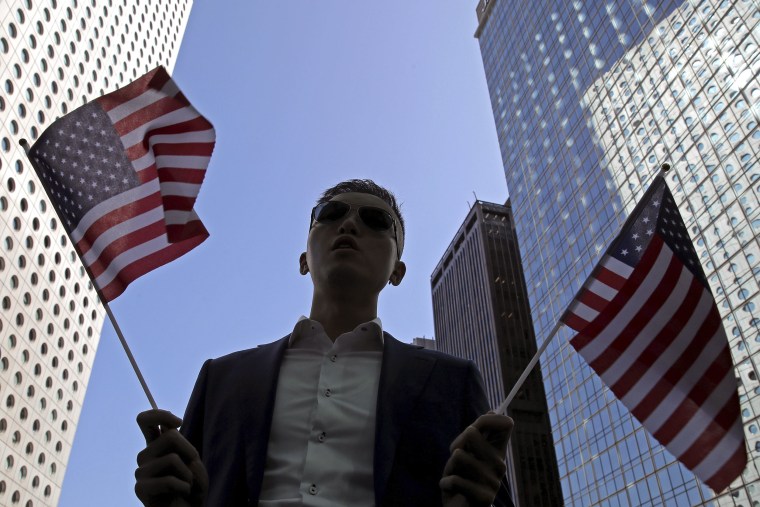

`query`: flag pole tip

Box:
[660,163,670,172]
[18,139,31,155]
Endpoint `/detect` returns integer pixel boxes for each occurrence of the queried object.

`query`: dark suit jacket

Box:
[180,332,515,506]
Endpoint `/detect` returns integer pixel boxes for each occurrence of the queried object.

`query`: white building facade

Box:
[0,0,192,505]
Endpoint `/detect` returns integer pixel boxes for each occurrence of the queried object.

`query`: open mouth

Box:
[332,236,358,251]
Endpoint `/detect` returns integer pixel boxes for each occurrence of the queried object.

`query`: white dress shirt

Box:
[258,316,384,506]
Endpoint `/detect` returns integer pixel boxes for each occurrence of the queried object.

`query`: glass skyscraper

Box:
[475,0,758,505]
[0,1,192,505]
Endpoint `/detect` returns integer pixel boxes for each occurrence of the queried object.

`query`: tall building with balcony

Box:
[431,200,562,507]
[475,0,758,505]
[0,0,193,505]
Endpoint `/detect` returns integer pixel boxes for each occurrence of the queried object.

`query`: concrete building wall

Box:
[0,1,192,504]
[431,200,562,507]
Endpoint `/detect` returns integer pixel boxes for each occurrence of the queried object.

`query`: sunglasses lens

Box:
[314,201,349,222]
[360,208,393,231]
[313,202,393,231]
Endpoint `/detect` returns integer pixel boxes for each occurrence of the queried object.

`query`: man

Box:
[135,179,515,506]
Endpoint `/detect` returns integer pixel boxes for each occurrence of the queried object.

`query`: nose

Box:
[337,209,360,235]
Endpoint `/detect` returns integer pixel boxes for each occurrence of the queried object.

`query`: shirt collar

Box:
[289,315,384,351]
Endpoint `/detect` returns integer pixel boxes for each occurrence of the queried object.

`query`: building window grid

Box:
[4,0,190,504]
[480,0,760,504]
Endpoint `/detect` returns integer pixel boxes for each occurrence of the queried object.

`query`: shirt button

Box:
[330,354,337,362]
[324,388,332,397]
[318,432,326,442]
[309,484,318,495]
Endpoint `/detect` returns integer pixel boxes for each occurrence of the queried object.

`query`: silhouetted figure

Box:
[135,180,515,506]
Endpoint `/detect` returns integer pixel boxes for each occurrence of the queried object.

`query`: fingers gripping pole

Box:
[495,320,564,415]
[19,140,158,410]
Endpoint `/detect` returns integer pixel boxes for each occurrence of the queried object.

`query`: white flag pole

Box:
[495,320,564,415]
[20,139,158,410]
[494,163,671,416]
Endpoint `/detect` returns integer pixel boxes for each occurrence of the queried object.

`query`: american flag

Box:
[28,66,214,301]
[561,175,745,493]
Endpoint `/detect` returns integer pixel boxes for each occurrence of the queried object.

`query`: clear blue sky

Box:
[58,2,507,505]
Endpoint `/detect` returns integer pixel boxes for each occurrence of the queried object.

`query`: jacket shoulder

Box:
[417,347,474,370]
[387,333,476,374]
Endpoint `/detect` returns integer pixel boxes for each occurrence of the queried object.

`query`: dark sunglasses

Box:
[310,201,401,259]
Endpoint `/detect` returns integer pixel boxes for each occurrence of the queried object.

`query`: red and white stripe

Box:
[562,254,631,330]
[562,236,745,492]
[75,67,213,300]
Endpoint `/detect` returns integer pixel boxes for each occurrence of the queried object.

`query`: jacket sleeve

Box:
[464,361,516,507]
[179,359,211,452]
[178,358,249,505]
[462,360,490,427]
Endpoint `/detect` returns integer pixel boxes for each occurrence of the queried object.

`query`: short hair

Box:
[316,179,405,257]
[317,179,405,236]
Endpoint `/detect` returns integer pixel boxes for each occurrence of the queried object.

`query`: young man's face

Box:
[301,192,405,297]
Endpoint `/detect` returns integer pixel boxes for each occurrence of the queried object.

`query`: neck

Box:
[309,290,378,341]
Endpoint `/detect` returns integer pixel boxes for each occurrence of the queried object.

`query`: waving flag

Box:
[561,175,745,492]
[28,66,214,301]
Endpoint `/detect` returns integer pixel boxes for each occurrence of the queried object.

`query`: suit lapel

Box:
[242,334,290,504]
[373,333,436,506]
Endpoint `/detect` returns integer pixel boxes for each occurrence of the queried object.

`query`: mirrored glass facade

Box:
[475,0,759,504]
[0,1,192,505]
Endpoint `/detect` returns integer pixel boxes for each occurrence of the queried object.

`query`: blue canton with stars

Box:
[607,175,707,286]
[29,100,140,233]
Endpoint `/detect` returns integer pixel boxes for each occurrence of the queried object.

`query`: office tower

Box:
[475,0,758,505]
[0,0,193,505]
[431,200,563,507]
[411,337,437,350]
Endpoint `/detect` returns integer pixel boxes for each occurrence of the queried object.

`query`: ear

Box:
[299,252,309,275]
[388,261,406,286]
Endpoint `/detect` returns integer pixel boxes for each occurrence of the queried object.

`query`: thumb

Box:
[136,409,183,443]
